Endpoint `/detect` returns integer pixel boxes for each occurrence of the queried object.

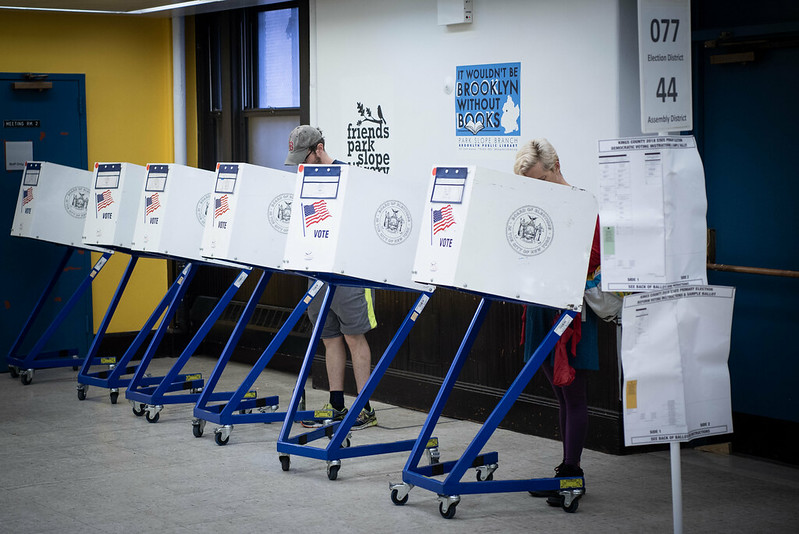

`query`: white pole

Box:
[670,441,683,534]
[172,15,187,165]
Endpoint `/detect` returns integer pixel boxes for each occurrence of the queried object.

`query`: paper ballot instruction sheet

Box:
[621,285,735,446]
[598,135,707,292]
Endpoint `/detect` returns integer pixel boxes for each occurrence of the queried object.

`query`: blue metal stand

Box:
[75,255,191,404]
[6,247,112,385]
[388,299,584,518]
[192,276,326,446]
[275,278,437,480]
[124,265,257,423]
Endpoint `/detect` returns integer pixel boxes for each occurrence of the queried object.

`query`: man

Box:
[285,125,378,430]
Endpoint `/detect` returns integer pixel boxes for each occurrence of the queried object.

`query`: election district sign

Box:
[638,0,692,133]
[621,286,735,446]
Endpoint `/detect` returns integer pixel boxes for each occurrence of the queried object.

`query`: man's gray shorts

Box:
[307,283,377,338]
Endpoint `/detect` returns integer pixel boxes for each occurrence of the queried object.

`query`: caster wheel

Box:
[439,501,458,519]
[476,470,493,482]
[77,388,87,401]
[145,411,160,423]
[214,432,229,446]
[279,456,290,471]
[563,498,580,513]
[9,366,19,378]
[132,404,145,417]
[390,489,408,505]
[20,373,32,386]
[327,464,340,481]
[193,424,204,438]
[109,391,119,404]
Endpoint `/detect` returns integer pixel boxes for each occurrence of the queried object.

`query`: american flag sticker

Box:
[22,187,34,207]
[432,204,455,235]
[97,190,114,212]
[303,200,331,228]
[214,195,230,218]
[145,192,161,216]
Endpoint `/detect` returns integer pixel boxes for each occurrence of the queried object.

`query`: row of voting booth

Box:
[7,140,731,523]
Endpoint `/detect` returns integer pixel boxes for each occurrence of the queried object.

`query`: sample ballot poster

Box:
[621,286,735,446]
[597,135,707,292]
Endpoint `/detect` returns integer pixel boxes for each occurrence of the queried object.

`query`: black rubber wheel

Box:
[390,489,408,505]
[9,366,19,378]
[476,470,493,482]
[192,424,204,438]
[109,391,119,404]
[145,411,160,423]
[20,373,32,386]
[439,502,457,519]
[279,456,290,471]
[563,498,580,513]
[132,404,145,417]
[214,432,229,446]
[77,388,87,401]
[327,464,340,481]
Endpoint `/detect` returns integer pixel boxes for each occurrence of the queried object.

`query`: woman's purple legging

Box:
[541,363,588,467]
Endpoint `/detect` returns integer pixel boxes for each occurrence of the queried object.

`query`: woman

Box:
[514,138,600,494]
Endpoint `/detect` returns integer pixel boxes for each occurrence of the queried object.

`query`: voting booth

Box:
[282,164,432,291]
[276,164,437,480]
[82,162,147,251]
[413,166,597,309]
[6,162,114,384]
[200,163,295,270]
[130,164,216,261]
[191,163,325,445]
[390,166,598,518]
[11,161,96,249]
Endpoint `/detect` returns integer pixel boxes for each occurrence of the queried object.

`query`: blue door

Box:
[1,72,90,372]
[697,41,799,429]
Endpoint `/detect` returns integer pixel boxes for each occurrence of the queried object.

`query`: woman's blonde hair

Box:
[513,138,560,176]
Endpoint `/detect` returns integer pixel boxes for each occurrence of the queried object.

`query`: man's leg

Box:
[343,333,371,393]
[323,335,347,392]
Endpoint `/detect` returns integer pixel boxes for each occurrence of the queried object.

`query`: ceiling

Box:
[0,0,283,16]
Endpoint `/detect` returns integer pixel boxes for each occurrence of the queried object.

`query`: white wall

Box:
[311,0,639,194]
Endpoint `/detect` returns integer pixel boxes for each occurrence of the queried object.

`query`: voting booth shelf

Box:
[192,163,322,446]
[390,166,598,518]
[276,164,438,480]
[6,162,113,385]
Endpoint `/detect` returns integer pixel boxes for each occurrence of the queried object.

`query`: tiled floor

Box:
[2,357,798,533]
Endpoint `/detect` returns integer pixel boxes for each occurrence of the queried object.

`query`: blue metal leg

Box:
[125,263,197,399]
[277,283,335,445]
[396,307,584,517]
[194,270,272,412]
[5,247,73,364]
[7,250,112,373]
[141,268,252,405]
[276,289,436,472]
[77,255,138,383]
[402,298,492,482]
[193,278,326,440]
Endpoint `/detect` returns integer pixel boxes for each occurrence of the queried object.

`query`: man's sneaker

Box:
[300,403,347,428]
[352,408,377,430]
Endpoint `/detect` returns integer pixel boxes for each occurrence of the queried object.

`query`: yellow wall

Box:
[1,11,197,333]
